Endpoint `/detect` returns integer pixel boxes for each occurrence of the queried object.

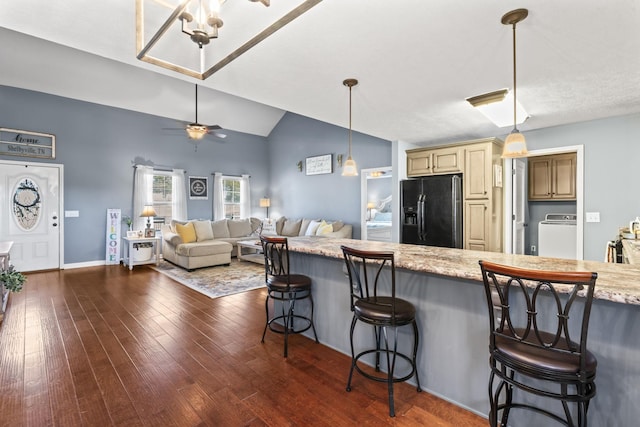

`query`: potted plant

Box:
[122,215,133,231]
[1,265,26,312]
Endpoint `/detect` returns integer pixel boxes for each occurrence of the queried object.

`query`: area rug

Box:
[151,259,265,299]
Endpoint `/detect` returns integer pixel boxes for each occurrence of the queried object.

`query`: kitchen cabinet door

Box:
[528,153,576,200]
[464,200,490,251]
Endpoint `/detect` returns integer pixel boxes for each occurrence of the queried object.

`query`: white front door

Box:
[512,158,526,254]
[0,161,63,272]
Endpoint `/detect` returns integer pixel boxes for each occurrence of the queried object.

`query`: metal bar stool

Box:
[260,235,318,357]
[341,246,421,417]
[479,260,598,426]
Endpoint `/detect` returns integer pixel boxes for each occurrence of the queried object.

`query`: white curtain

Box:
[133,165,153,230]
[239,174,251,218]
[172,169,187,221]
[212,172,224,219]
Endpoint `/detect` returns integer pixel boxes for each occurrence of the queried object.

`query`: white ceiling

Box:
[1,0,639,145]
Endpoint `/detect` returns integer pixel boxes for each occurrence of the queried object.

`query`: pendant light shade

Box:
[342,78,359,177]
[501,8,529,159]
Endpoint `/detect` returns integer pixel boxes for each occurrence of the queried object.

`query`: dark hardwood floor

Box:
[0,265,487,426]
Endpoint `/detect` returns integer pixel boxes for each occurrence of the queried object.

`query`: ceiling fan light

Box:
[186,125,207,140]
[342,157,358,176]
[501,129,528,158]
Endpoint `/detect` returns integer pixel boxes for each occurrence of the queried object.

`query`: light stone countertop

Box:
[286,236,640,306]
[622,239,640,265]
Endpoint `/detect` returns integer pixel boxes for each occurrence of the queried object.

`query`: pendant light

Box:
[501,8,529,158]
[342,78,359,176]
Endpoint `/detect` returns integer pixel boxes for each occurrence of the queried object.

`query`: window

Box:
[152,173,173,223]
[133,166,187,230]
[223,178,241,219]
[213,173,250,220]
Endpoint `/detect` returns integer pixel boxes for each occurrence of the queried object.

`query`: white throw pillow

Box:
[193,220,214,242]
[305,220,322,236]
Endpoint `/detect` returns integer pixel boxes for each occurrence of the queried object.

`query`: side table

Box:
[122,236,161,270]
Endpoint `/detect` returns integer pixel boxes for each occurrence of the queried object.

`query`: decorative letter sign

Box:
[106,209,121,265]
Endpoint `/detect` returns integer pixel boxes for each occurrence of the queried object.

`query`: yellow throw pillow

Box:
[175,222,197,244]
[315,220,333,236]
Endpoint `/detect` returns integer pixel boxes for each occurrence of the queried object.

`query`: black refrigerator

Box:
[400,174,462,248]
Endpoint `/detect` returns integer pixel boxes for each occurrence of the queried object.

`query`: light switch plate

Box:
[65,210,79,217]
[585,212,600,223]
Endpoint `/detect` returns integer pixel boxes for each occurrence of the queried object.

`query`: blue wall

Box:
[0,85,271,264]
[267,113,392,238]
[4,84,637,264]
[0,86,392,265]
[514,113,640,261]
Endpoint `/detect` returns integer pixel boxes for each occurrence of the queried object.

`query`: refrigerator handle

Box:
[419,194,426,240]
[452,175,462,248]
[422,194,428,240]
[417,194,423,239]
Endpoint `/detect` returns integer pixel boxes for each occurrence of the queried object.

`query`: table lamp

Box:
[140,205,157,229]
[259,197,271,220]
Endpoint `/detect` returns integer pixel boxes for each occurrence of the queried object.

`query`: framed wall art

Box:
[189,176,208,200]
[305,154,333,175]
[0,128,56,159]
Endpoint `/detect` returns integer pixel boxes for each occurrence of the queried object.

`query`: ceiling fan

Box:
[165,84,226,149]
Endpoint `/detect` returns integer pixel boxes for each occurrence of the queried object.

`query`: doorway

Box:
[504,145,584,260]
[360,167,393,242]
[0,160,64,271]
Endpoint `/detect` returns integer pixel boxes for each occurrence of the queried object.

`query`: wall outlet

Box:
[531,245,536,253]
[586,212,600,223]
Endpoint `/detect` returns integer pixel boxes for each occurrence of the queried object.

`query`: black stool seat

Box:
[495,329,597,378]
[354,296,416,325]
[479,260,598,427]
[260,236,318,357]
[342,246,422,418]
[266,274,312,291]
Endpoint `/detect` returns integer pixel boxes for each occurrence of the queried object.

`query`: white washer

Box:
[538,214,577,259]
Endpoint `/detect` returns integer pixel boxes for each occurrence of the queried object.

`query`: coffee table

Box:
[237,240,264,264]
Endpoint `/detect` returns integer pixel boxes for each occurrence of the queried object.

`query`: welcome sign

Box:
[106,208,121,265]
[0,127,56,159]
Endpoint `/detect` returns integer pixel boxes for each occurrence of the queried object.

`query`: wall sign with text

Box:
[189,176,208,200]
[0,128,56,159]
[306,154,333,175]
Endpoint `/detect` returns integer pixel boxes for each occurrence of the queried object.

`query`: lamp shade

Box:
[341,157,358,177]
[259,198,271,208]
[501,130,528,158]
[367,202,376,209]
[140,205,157,217]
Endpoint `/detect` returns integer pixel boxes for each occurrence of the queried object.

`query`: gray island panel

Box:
[286,237,640,426]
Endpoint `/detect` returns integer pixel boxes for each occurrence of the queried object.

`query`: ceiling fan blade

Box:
[206,124,222,130]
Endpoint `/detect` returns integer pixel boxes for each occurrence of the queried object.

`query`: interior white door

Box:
[0,161,62,272]
[512,158,526,254]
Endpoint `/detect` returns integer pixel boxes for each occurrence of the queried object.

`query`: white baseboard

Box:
[64,260,111,270]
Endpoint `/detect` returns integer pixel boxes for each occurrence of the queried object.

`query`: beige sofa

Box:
[161,217,262,270]
[273,217,352,239]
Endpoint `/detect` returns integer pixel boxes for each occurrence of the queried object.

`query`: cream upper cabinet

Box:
[528,153,576,200]
[407,146,463,177]
[464,144,491,199]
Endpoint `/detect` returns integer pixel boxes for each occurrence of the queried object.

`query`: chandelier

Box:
[136,0,322,80]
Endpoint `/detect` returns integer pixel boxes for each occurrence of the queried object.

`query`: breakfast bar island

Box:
[284,236,640,426]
